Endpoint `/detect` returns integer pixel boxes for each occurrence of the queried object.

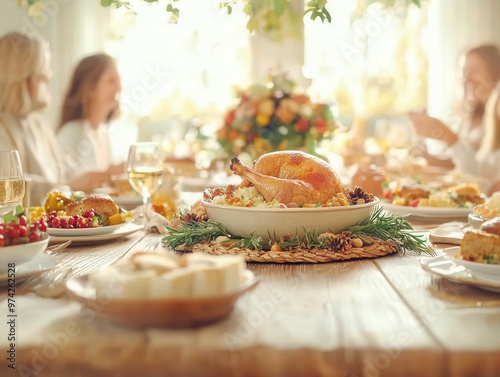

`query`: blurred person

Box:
[0,32,118,205]
[57,53,125,181]
[408,44,500,170]
[413,80,500,195]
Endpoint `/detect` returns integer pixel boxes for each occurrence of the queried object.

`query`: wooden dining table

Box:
[1,215,499,377]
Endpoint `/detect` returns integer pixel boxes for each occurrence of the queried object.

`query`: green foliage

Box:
[22,0,422,36]
[305,0,331,23]
[349,206,434,256]
[163,221,230,249]
[2,205,25,224]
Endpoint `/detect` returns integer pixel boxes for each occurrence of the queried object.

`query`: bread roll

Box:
[90,251,247,299]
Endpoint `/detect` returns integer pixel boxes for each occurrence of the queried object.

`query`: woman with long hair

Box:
[57,53,124,179]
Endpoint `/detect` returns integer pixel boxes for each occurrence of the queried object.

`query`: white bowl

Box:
[0,236,49,272]
[202,198,379,242]
[468,212,484,229]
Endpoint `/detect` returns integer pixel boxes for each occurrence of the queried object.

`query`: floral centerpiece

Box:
[217,74,337,161]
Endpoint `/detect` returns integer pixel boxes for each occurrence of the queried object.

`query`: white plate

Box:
[47,221,132,237]
[428,222,470,245]
[383,202,471,219]
[48,222,144,245]
[444,246,500,282]
[420,254,500,293]
[0,254,60,286]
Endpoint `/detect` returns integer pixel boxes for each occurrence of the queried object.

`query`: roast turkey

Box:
[230,150,347,206]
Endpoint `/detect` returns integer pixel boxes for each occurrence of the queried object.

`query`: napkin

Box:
[132,205,170,234]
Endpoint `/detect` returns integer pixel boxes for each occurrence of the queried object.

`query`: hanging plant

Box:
[18,0,421,37]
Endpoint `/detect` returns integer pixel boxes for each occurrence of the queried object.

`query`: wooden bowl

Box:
[66,270,258,328]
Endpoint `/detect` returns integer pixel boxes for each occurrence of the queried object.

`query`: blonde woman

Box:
[0,32,117,205]
[57,53,125,179]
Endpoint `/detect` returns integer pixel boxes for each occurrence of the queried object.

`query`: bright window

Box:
[106,0,251,121]
[304,0,428,118]
[107,0,427,122]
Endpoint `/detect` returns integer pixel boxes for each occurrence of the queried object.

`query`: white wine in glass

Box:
[0,150,25,217]
[127,142,164,207]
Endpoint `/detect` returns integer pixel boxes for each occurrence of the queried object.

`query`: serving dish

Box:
[382,202,471,220]
[66,269,259,328]
[202,197,379,242]
[0,236,50,272]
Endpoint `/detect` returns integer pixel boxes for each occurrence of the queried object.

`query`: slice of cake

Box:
[460,218,500,264]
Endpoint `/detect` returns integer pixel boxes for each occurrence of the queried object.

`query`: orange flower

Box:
[241,123,252,132]
[217,127,228,140]
[276,98,298,123]
[229,129,239,141]
[292,93,310,105]
[258,98,275,116]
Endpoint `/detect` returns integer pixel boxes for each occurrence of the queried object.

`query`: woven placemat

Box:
[177,236,399,263]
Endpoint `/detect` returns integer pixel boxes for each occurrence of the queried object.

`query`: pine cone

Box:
[320,231,353,252]
[278,233,301,251]
[348,186,375,205]
[181,210,208,223]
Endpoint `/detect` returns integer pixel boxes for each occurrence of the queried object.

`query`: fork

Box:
[46,240,72,255]
[19,266,75,298]
[32,267,75,298]
[17,240,73,296]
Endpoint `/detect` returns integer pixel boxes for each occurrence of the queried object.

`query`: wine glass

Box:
[127,142,164,210]
[0,150,25,217]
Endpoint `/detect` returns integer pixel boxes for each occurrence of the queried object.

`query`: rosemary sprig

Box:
[348,206,435,256]
[163,221,230,249]
[220,233,264,250]
[163,221,266,250]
